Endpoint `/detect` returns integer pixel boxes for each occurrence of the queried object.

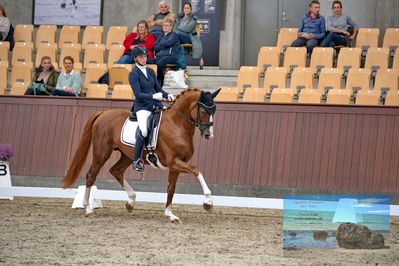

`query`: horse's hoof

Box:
[170,218,181,224]
[125,202,134,213]
[203,203,213,212]
[85,211,96,217]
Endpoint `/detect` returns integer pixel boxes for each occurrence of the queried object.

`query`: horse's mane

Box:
[167,88,201,109]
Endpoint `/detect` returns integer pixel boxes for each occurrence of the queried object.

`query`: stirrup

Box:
[133,159,144,172]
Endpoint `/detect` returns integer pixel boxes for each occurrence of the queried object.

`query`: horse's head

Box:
[195,89,221,139]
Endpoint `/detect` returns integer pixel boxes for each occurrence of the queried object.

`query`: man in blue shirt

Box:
[291,0,326,54]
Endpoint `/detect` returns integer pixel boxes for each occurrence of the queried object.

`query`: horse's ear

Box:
[211,88,221,99]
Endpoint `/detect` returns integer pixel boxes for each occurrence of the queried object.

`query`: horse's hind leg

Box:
[83,145,113,216]
[109,152,136,213]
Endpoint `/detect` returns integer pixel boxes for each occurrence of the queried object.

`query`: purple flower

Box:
[0,144,14,161]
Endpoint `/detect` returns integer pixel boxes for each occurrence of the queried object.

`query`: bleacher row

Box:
[215,27,399,106]
[0,24,152,98]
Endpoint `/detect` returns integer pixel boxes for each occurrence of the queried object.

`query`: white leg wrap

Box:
[123,179,136,207]
[197,173,213,205]
[164,205,179,221]
[83,186,94,214]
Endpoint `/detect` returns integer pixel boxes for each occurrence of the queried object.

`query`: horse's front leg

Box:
[165,170,181,223]
[172,159,213,212]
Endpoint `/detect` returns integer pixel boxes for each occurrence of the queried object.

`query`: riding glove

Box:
[152,92,163,100]
[167,94,175,101]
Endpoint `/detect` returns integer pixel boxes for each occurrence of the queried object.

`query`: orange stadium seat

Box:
[242,87,266,102]
[0,41,10,65]
[385,90,399,106]
[283,47,307,72]
[263,67,288,94]
[0,65,8,94]
[310,47,334,73]
[257,46,281,72]
[364,48,389,73]
[106,26,128,49]
[382,28,399,56]
[326,89,351,104]
[109,66,130,88]
[83,44,105,69]
[336,48,361,73]
[290,67,314,93]
[11,44,33,66]
[86,84,109,98]
[298,88,323,104]
[107,45,124,68]
[355,90,380,105]
[276,28,298,51]
[269,88,295,103]
[35,27,57,47]
[236,66,260,93]
[82,26,104,49]
[59,25,80,48]
[215,87,239,102]
[112,85,134,99]
[318,68,343,92]
[10,81,29,95]
[345,68,371,93]
[356,28,379,55]
[14,24,34,44]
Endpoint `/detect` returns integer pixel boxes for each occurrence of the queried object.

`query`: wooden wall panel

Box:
[1,96,399,193]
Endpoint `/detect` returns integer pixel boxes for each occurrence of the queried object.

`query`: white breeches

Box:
[136,110,152,138]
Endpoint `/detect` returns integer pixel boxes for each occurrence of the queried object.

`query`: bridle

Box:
[163,99,214,129]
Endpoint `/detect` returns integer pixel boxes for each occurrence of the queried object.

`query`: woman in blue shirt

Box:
[129,45,174,171]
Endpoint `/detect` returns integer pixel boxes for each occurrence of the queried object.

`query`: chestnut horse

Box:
[63,88,220,222]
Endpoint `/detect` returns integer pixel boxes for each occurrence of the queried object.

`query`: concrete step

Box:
[186,66,238,91]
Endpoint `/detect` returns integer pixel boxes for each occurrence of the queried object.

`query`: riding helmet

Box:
[131,45,148,59]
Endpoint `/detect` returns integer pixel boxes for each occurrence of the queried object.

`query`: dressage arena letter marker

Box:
[72,186,102,209]
[0,161,13,200]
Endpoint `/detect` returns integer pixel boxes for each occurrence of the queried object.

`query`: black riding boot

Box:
[133,132,145,171]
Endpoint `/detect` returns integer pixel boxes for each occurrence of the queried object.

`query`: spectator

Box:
[147,19,180,87]
[174,2,203,59]
[128,45,174,171]
[116,20,155,64]
[52,56,81,97]
[291,0,325,54]
[24,56,60,95]
[320,1,358,48]
[147,1,176,40]
[0,5,10,41]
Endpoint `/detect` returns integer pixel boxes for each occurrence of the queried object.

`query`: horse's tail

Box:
[62,111,104,189]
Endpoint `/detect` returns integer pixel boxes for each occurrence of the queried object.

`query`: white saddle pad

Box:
[120,112,163,149]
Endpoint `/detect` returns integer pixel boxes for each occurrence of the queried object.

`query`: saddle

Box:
[128,107,162,145]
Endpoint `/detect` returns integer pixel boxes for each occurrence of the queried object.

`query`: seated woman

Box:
[25,56,60,95]
[173,2,203,59]
[52,56,82,97]
[320,1,358,47]
[147,18,180,86]
[0,5,10,41]
[116,20,155,64]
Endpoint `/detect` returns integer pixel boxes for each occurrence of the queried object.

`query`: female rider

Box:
[129,45,174,171]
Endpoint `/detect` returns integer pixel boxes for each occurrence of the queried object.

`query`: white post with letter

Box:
[0,161,13,200]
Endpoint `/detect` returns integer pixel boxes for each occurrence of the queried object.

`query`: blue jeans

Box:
[116,54,134,64]
[177,32,191,44]
[320,32,348,47]
[52,89,77,97]
[291,37,319,53]
[147,55,177,86]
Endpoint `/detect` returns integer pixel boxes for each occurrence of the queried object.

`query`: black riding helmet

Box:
[131,45,148,60]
